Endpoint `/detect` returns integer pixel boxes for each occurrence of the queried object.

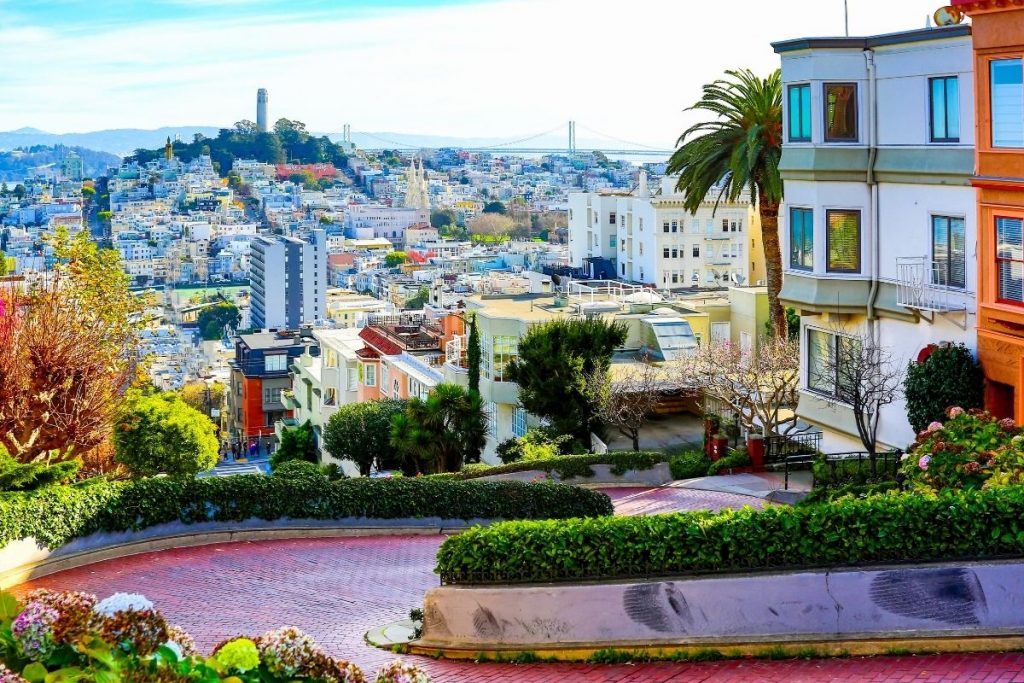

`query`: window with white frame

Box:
[347,367,358,390]
[512,407,527,437]
[264,354,288,373]
[806,328,859,400]
[380,361,390,389]
[485,401,497,437]
[363,363,377,387]
[491,336,518,382]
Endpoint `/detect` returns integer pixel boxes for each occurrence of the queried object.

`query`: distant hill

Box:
[0,145,121,183]
[0,127,222,157]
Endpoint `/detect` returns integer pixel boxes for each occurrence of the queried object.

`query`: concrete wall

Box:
[421,560,1024,651]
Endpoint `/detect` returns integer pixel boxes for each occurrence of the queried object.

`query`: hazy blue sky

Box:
[0,0,963,144]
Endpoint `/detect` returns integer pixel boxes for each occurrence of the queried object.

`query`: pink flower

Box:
[947,406,965,418]
[999,417,1016,430]
[927,422,943,433]
[918,455,931,471]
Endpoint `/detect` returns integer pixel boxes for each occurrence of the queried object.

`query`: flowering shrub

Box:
[902,407,1024,491]
[375,659,431,683]
[0,590,427,682]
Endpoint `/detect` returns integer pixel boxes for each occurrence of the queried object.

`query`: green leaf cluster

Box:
[270,420,317,470]
[904,344,984,433]
[436,487,1024,585]
[505,318,627,444]
[391,383,487,473]
[323,399,407,475]
[196,301,241,341]
[0,477,612,550]
[113,393,219,478]
[668,450,712,480]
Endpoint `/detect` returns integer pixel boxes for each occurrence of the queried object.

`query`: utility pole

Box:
[844,0,849,37]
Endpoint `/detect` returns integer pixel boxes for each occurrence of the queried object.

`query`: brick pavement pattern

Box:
[12,487,1024,681]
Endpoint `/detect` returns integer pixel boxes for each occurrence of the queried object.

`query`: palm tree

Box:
[390,383,487,474]
[668,69,785,335]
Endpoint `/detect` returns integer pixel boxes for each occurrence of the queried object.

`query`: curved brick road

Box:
[13,487,1024,681]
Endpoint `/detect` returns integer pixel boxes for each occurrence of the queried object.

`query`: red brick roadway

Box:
[14,487,1024,682]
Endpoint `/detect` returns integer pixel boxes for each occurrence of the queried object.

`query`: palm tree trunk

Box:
[759,193,786,337]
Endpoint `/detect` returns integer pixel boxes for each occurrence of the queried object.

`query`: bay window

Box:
[826,210,861,273]
[997,216,1024,304]
[789,207,813,270]
[824,83,858,142]
[991,58,1024,148]
[931,215,966,289]
[807,328,859,400]
[788,83,812,142]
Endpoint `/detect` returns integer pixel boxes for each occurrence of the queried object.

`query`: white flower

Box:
[94,593,154,617]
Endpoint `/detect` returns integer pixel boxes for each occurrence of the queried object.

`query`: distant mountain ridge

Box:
[0,145,121,183]
[0,126,666,158]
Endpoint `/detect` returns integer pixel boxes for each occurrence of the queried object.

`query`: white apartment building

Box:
[774,24,976,452]
[568,174,765,290]
[344,205,429,247]
[250,229,327,330]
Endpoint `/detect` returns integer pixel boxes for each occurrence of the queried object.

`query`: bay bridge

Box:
[345,120,674,157]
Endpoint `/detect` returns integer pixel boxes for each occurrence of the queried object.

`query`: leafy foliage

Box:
[196,301,241,341]
[0,477,612,550]
[323,399,407,475]
[668,450,711,480]
[904,344,984,433]
[403,286,429,310]
[902,407,1024,492]
[0,449,79,492]
[505,318,627,445]
[384,251,408,268]
[391,383,487,473]
[668,68,785,334]
[706,448,751,475]
[436,487,1024,585]
[177,381,226,419]
[270,420,318,470]
[113,393,219,478]
[467,314,481,396]
[493,429,573,465]
[0,229,146,463]
[442,450,670,481]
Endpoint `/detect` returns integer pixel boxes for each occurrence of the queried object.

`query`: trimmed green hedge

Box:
[0,476,613,550]
[435,487,1024,585]
[442,451,670,481]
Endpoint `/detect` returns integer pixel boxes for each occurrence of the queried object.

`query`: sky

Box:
[0,0,960,145]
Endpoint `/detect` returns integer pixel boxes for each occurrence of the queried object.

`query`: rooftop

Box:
[772,24,970,54]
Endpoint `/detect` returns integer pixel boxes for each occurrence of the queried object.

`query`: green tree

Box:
[430,208,457,229]
[113,393,219,478]
[80,186,96,200]
[97,210,113,223]
[12,184,25,200]
[271,420,318,469]
[404,286,429,310]
[323,399,407,475]
[905,344,985,433]
[196,300,241,340]
[384,251,408,268]
[390,383,487,473]
[668,68,786,335]
[505,318,627,445]
[467,314,481,396]
[482,200,507,215]
[0,250,7,277]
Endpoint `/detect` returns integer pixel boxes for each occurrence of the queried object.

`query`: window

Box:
[992,59,1024,148]
[932,216,966,289]
[263,387,283,404]
[788,83,812,142]
[363,363,377,387]
[824,83,858,142]
[663,221,670,233]
[512,407,527,438]
[491,336,518,382]
[324,387,337,406]
[671,248,678,258]
[663,247,670,258]
[324,350,339,368]
[722,218,729,233]
[380,361,390,389]
[997,217,1024,303]
[264,354,288,372]
[691,220,699,234]
[393,379,400,397]
[609,234,616,248]
[347,367,358,390]
[485,401,497,437]
[807,328,860,400]
[826,209,861,273]
[671,273,679,284]
[789,208,813,270]
[930,76,960,143]
[639,243,644,255]
[671,221,678,233]
[609,212,616,225]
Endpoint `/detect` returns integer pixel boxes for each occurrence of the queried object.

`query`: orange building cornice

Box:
[953,0,1024,13]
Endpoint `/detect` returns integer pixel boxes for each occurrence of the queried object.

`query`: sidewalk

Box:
[673,470,812,501]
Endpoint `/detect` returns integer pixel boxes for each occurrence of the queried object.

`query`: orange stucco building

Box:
[955,1,1024,420]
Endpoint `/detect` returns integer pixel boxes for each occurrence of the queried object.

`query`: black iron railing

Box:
[765,431,822,464]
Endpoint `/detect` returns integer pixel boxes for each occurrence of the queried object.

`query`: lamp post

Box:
[844,0,850,37]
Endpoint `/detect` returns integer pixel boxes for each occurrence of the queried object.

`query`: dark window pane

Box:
[824,83,858,142]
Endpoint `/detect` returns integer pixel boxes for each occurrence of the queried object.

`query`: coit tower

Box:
[256,88,269,133]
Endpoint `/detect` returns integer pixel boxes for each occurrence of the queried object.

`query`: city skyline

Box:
[2,0,959,145]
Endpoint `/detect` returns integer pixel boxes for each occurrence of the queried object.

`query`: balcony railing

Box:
[895,257,967,313]
[445,335,469,372]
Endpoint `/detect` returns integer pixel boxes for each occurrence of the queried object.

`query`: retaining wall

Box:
[419,560,1024,651]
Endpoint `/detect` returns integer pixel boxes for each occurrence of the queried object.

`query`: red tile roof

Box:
[358,326,402,356]
[355,347,380,359]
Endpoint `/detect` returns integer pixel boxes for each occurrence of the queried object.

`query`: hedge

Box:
[441,451,670,481]
[0,476,614,550]
[435,487,1024,585]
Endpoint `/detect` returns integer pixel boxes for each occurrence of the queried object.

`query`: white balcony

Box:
[895,257,967,313]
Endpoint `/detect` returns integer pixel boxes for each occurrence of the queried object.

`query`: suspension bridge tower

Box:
[568,120,577,155]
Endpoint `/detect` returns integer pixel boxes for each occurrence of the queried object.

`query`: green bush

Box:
[270,420,317,470]
[0,476,613,550]
[436,487,1024,585]
[707,448,751,475]
[0,452,80,492]
[905,343,984,433]
[448,451,669,481]
[669,450,711,480]
[812,453,901,489]
[798,481,899,506]
[114,393,219,478]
